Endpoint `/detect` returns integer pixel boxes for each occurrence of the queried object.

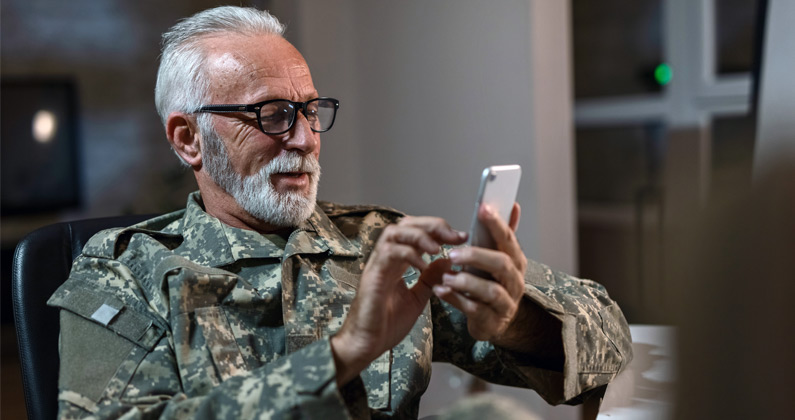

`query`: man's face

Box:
[199,33,322,226]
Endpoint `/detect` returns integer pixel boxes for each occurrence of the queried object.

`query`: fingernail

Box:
[448,249,460,261]
[457,230,468,240]
[442,273,456,285]
[433,285,450,295]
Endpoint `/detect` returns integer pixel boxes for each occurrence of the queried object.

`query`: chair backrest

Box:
[11,215,154,420]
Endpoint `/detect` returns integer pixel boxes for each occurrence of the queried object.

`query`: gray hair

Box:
[155,7,285,164]
[155,6,285,122]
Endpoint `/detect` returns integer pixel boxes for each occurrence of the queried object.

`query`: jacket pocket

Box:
[172,306,248,396]
[196,306,249,380]
[362,350,392,410]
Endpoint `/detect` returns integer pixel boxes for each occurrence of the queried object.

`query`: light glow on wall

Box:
[32,110,57,143]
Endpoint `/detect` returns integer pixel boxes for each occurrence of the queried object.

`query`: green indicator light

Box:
[654,63,673,86]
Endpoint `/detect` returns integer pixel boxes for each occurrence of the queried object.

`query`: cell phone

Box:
[463,165,522,278]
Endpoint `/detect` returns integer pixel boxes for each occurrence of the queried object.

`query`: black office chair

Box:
[11,215,154,420]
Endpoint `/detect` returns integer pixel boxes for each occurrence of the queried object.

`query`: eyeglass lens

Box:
[259,99,336,134]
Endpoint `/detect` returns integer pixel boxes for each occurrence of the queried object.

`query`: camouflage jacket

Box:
[48,192,632,419]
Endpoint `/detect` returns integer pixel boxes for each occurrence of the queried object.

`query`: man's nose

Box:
[282,110,318,154]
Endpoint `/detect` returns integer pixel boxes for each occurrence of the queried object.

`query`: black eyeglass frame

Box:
[195,97,340,135]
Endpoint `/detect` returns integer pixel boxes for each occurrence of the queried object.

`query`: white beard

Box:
[200,118,321,227]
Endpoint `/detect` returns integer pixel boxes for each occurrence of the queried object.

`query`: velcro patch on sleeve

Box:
[91,303,121,326]
[49,285,163,350]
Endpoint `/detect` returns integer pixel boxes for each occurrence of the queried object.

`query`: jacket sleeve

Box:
[48,254,370,420]
[431,258,632,405]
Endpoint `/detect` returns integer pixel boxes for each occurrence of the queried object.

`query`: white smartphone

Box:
[464,165,522,278]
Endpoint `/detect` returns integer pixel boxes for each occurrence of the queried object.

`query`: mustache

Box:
[264,153,321,177]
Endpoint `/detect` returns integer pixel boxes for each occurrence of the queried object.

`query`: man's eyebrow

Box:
[247,89,320,103]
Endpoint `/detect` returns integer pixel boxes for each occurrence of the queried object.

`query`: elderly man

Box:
[49,6,631,419]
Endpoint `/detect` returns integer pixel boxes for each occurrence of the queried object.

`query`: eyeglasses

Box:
[196,97,340,135]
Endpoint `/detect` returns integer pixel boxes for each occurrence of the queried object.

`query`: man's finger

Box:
[449,247,519,287]
[398,216,468,245]
[441,271,515,315]
[431,286,502,340]
[478,204,525,269]
[385,225,442,255]
[411,259,452,304]
[509,202,521,232]
[372,242,429,272]
[432,284,487,317]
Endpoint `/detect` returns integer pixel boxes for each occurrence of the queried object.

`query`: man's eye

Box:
[304,103,320,117]
[261,108,287,117]
[260,108,289,122]
[260,113,284,122]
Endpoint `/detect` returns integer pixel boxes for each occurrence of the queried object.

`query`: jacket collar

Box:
[175,192,359,268]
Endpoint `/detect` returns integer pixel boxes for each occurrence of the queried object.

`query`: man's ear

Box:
[166,112,202,168]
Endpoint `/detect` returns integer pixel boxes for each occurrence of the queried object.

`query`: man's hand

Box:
[432,203,528,348]
[330,216,468,385]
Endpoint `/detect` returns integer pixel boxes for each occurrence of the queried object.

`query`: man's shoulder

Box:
[50,210,187,325]
[81,210,186,260]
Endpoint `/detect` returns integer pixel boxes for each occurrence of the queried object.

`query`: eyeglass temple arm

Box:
[196,105,257,113]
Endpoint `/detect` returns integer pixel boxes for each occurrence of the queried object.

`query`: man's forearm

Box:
[330,333,373,386]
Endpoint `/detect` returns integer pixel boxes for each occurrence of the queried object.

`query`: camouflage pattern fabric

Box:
[48,192,632,419]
